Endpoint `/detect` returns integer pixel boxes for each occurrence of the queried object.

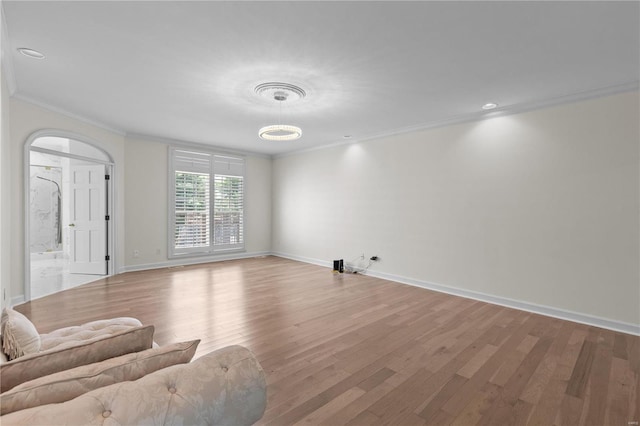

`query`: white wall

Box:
[244,153,273,254]
[272,91,640,328]
[124,136,271,269]
[8,98,126,301]
[123,137,167,266]
[0,53,11,310]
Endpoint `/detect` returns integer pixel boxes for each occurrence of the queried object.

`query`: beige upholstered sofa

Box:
[0,308,267,425]
[0,315,155,393]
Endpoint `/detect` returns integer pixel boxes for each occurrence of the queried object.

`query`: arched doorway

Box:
[25,132,115,300]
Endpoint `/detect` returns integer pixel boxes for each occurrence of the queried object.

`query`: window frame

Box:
[168,147,245,259]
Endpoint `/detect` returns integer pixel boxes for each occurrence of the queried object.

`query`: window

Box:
[169,148,244,257]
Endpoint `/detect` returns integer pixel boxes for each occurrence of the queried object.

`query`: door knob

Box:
[68,224,75,227]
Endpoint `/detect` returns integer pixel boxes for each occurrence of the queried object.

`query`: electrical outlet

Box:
[133,250,140,258]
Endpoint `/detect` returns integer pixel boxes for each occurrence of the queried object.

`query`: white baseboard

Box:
[272,251,640,336]
[13,250,638,336]
[273,252,333,269]
[11,295,25,307]
[121,251,272,273]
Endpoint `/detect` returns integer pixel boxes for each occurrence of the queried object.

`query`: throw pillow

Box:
[0,324,154,393]
[0,308,41,361]
[0,339,200,415]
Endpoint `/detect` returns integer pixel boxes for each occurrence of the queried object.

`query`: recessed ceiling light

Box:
[343,135,352,139]
[482,103,498,110]
[17,48,45,59]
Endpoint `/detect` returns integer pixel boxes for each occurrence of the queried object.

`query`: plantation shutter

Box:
[170,148,245,257]
[213,155,244,250]
[172,150,212,254]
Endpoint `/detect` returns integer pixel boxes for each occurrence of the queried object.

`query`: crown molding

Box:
[12,93,126,136]
[8,75,638,161]
[126,132,272,159]
[274,81,639,159]
[1,3,17,95]
[13,94,269,158]
[12,93,270,158]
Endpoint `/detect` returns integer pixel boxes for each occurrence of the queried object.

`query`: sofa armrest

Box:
[1,345,267,426]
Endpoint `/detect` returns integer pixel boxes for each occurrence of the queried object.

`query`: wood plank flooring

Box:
[14,256,639,425]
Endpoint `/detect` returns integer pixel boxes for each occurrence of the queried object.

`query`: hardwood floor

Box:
[15,256,639,425]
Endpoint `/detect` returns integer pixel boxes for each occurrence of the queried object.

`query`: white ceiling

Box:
[2,1,639,156]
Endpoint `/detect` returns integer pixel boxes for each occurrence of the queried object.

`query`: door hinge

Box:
[105,215,110,221]
[105,174,110,180]
[105,255,110,261]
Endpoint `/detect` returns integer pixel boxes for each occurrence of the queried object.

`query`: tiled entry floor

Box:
[30,252,103,300]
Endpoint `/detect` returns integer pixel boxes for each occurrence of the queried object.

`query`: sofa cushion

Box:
[0,309,41,361]
[0,345,267,426]
[0,324,154,393]
[39,317,143,352]
[0,339,200,415]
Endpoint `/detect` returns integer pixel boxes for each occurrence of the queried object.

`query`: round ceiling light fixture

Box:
[259,124,302,141]
[256,82,305,141]
[482,102,498,110]
[17,48,46,59]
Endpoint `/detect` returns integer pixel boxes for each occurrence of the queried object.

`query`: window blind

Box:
[213,174,243,248]
[169,148,245,257]
[174,171,210,249]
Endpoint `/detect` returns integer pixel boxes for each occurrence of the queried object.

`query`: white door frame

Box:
[24,131,116,302]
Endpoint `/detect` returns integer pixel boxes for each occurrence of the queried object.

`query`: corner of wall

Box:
[0,43,12,310]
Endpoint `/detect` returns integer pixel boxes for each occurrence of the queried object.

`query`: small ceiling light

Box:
[482,102,498,110]
[343,135,352,139]
[256,82,304,141]
[17,48,45,59]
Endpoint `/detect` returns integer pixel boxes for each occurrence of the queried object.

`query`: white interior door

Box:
[69,164,106,275]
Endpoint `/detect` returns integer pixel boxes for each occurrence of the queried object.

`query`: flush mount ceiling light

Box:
[482,102,498,110]
[256,82,304,141]
[17,48,45,59]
